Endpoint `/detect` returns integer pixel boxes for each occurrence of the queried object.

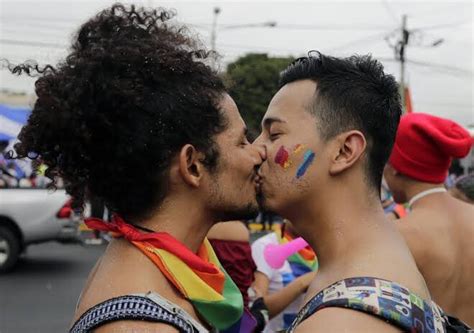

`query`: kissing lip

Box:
[256,167,265,182]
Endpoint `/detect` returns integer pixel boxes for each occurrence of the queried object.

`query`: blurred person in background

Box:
[6,4,264,332]
[449,174,474,205]
[384,113,474,327]
[207,221,257,310]
[381,178,407,219]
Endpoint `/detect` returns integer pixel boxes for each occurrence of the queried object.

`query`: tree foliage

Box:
[224,53,294,139]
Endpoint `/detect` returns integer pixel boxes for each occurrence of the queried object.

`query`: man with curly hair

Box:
[6,4,264,332]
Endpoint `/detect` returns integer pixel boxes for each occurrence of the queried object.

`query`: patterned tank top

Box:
[287,277,448,333]
[70,292,211,333]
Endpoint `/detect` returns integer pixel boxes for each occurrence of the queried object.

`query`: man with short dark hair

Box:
[384,113,474,327]
[254,52,451,332]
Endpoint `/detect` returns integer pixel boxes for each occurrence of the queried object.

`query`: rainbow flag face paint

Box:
[296,150,315,179]
[293,144,304,155]
[275,144,306,170]
[275,146,291,168]
[274,144,315,179]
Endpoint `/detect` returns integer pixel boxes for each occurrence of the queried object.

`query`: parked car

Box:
[0,188,80,272]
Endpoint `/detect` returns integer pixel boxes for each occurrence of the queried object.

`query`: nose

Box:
[251,139,267,164]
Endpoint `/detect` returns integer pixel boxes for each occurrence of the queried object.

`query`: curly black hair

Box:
[5,4,227,222]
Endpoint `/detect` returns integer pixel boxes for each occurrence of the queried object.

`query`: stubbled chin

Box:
[256,190,273,212]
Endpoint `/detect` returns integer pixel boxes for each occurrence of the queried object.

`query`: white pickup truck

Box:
[0,188,80,272]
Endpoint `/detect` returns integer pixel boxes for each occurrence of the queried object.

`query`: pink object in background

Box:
[264,237,308,269]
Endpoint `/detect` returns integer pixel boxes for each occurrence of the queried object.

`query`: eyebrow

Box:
[261,117,286,130]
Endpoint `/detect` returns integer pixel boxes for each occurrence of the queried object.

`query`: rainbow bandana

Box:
[86,216,255,332]
[279,227,318,277]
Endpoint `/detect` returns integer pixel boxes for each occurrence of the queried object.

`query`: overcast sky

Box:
[0,0,472,125]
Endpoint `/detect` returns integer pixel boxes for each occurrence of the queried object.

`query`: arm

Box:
[252,271,270,298]
[252,270,316,319]
[251,235,312,318]
[207,220,250,242]
[264,271,316,318]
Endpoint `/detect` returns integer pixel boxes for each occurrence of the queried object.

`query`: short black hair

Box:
[455,174,474,201]
[280,51,401,190]
[5,4,227,221]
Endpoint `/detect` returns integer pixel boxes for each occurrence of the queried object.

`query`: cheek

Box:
[271,144,316,181]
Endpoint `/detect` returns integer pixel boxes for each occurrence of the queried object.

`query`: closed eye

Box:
[240,137,250,146]
[270,133,281,141]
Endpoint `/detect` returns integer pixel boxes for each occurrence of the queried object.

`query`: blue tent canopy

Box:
[0,104,31,141]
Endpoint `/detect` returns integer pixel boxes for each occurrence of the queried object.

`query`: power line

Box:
[218,43,295,54]
[0,39,67,49]
[407,59,472,75]
[377,57,472,78]
[177,22,394,31]
[1,16,83,25]
[380,0,399,25]
[1,27,70,38]
[261,23,392,31]
[411,19,472,31]
[327,31,391,52]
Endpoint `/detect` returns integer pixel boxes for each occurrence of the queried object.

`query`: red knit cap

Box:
[389,113,473,183]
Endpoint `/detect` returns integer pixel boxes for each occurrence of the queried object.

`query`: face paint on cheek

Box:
[293,144,305,155]
[275,146,291,169]
[296,150,316,179]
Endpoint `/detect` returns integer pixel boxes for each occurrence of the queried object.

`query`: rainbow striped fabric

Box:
[85,216,255,332]
[279,228,318,277]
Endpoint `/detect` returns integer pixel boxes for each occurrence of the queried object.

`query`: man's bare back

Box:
[397,195,474,327]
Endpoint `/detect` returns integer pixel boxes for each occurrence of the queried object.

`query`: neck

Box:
[288,181,395,269]
[403,181,447,209]
[282,222,297,238]
[137,195,214,253]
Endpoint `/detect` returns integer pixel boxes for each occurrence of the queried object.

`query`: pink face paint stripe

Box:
[275,146,289,167]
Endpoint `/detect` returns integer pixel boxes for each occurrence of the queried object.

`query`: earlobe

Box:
[386,164,398,176]
[178,144,202,187]
[329,131,366,176]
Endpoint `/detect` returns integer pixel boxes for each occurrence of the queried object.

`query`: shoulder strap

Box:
[70,294,209,333]
[287,277,448,333]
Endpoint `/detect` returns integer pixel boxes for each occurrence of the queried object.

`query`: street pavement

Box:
[0,241,105,333]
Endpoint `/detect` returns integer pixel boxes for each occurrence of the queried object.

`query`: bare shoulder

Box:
[396,214,427,243]
[295,307,403,333]
[95,320,180,332]
[207,220,249,242]
[395,215,432,264]
[74,239,198,323]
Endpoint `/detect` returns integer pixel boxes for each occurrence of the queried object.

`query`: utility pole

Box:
[210,7,221,52]
[386,15,445,113]
[398,14,409,113]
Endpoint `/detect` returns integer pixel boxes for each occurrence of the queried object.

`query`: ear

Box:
[329,130,367,176]
[177,144,205,188]
[387,163,398,176]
